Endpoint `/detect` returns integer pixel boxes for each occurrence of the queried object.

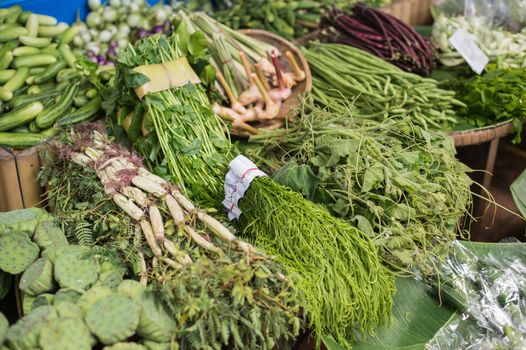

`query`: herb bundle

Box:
[108,32,395,349]
[303,43,463,130]
[248,99,473,274]
[442,67,526,142]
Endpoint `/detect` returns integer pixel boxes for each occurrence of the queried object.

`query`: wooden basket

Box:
[447,121,515,147]
[0,145,44,212]
[230,29,312,137]
[380,0,433,25]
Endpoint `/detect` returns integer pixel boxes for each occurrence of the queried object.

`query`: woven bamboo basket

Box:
[380,0,434,25]
[229,29,312,137]
[447,121,515,147]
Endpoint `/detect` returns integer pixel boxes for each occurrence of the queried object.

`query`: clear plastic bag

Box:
[426,241,526,349]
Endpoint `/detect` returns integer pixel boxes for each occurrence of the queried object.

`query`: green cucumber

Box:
[56,68,80,82]
[0,6,22,23]
[35,83,78,129]
[57,97,101,126]
[0,52,13,70]
[4,67,29,92]
[13,46,40,56]
[29,67,46,75]
[0,26,27,42]
[0,132,48,148]
[13,54,56,68]
[39,47,60,58]
[0,70,15,83]
[28,120,40,133]
[11,90,59,108]
[34,60,66,84]
[0,88,13,102]
[37,23,68,38]
[0,23,17,31]
[60,25,80,45]
[58,44,77,68]
[0,101,43,131]
[86,88,98,99]
[25,14,39,37]
[19,36,51,48]
[0,41,17,57]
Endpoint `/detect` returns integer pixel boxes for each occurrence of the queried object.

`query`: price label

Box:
[449,28,489,74]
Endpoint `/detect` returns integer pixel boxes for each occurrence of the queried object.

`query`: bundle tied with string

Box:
[108,31,396,349]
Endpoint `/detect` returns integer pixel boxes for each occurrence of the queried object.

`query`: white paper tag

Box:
[223,155,267,220]
[448,28,489,75]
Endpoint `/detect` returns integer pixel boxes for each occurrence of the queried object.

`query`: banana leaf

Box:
[511,169,526,218]
[323,240,526,350]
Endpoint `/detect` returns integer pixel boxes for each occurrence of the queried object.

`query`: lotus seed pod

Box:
[39,317,92,350]
[103,342,147,350]
[54,288,82,305]
[22,294,36,316]
[41,246,67,264]
[31,293,55,310]
[19,258,56,296]
[142,341,173,350]
[54,246,100,290]
[6,305,57,350]
[0,208,52,238]
[136,290,176,343]
[54,302,83,319]
[86,294,140,345]
[0,232,39,274]
[117,280,146,301]
[0,271,11,300]
[0,312,8,345]
[32,221,68,251]
[94,269,124,290]
[77,285,113,315]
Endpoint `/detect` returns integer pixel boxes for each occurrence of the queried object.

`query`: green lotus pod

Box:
[22,294,36,316]
[0,208,52,238]
[77,285,113,315]
[103,342,148,350]
[54,246,99,290]
[86,294,140,345]
[136,290,176,343]
[0,312,8,345]
[6,305,57,350]
[54,302,83,320]
[117,280,146,301]
[0,271,11,300]
[32,221,68,251]
[39,317,92,350]
[54,288,82,305]
[94,269,125,290]
[0,232,39,274]
[31,293,55,310]
[142,341,174,350]
[19,258,56,296]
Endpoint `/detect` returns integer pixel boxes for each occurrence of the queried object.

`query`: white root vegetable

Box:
[163,240,192,265]
[71,153,91,166]
[184,225,222,254]
[149,205,165,242]
[138,167,166,186]
[257,57,276,75]
[132,175,166,197]
[165,194,185,227]
[196,211,254,254]
[139,219,163,257]
[252,73,281,120]
[138,251,148,286]
[172,191,196,213]
[113,193,144,221]
[213,103,242,120]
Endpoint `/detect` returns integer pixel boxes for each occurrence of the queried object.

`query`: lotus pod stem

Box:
[113,194,144,221]
[139,220,162,257]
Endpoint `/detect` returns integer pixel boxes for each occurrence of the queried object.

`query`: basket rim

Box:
[447,120,515,146]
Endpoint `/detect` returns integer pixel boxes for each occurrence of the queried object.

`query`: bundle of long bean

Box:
[109,32,395,349]
[304,43,463,130]
[248,98,474,274]
[321,5,434,75]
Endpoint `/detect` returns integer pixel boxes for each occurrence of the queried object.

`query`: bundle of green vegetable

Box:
[106,31,395,348]
[203,0,392,40]
[303,43,463,130]
[247,98,473,273]
[442,67,526,142]
[39,127,303,349]
[0,6,102,149]
[74,0,176,66]
[432,13,526,69]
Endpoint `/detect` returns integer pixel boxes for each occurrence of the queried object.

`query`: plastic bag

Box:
[426,241,526,349]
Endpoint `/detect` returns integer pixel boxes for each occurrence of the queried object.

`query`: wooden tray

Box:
[231,29,312,137]
[447,121,515,147]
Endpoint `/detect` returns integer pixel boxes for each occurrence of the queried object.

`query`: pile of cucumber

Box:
[0,6,102,149]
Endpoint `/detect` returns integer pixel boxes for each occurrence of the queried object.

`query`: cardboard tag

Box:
[449,28,489,74]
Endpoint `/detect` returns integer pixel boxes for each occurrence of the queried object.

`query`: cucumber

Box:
[4,67,29,92]
[39,47,60,58]
[57,97,101,126]
[37,23,68,38]
[0,51,13,70]
[60,25,80,45]
[12,54,57,68]
[25,14,39,37]
[0,26,27,42]
[58,44,77,68]
[29,67,46,75]
[0,23,17,31]
[19,36,51,48]
[34,60,66,84]
[86,88,98,99]
[0,41,17,57]
[56,68,80,82]
[0,70,15,83]
[0,132,48,148]
[13,46,40,56]
[28,120,40,133]
[0,88,13,102]
[35,83,78,129]
[10,125,30,133]
[11,90,59,108]
[0,101,43,131]
[0,6,22,23]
